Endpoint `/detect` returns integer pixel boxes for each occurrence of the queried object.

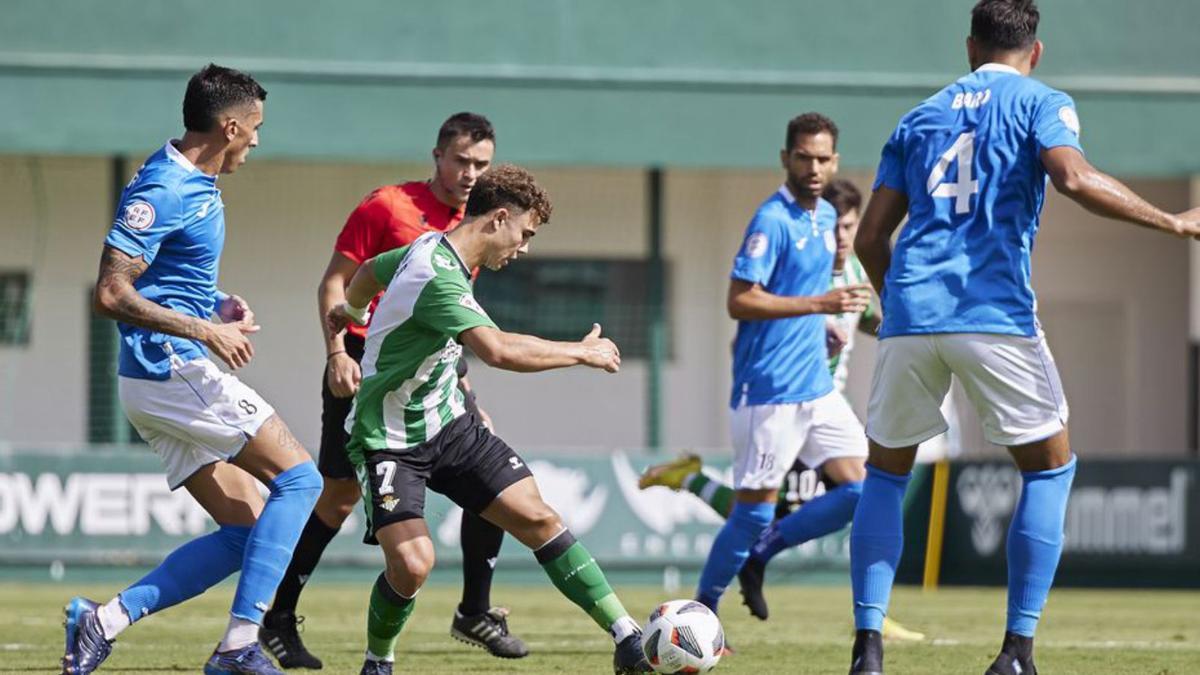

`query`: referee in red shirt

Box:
[261,113,529,667]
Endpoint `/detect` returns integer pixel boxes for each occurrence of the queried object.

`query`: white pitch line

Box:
[930,638,1198,651]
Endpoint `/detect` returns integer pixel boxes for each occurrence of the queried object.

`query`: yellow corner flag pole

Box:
[922,460,951,591]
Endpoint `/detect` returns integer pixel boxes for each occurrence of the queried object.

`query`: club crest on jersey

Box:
[434,254,458,271]
[744,232,768,258]
[1058,106,1081,136]
[379,495,400,512]
[123,201,156,231]
[458,293,489,317]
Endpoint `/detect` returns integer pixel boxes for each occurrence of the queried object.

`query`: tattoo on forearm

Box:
[96,245,207,341]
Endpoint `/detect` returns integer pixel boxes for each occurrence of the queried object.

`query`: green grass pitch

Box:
[6,581,1198,673]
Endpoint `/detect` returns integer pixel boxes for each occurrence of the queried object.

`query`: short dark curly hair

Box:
[786,112,839,151]
[465,164,552,224]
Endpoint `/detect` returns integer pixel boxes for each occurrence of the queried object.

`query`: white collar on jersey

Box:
[164,139,200,173]
[975,62,1022,76]
[776,184,797,204]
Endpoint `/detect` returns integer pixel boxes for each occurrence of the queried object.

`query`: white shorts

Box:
[119,357,275,490]
[866,332,1069,448]
[730,391,868,490]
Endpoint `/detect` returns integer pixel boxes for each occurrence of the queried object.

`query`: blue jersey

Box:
[729,187,837,408]
[104,142,226,380]
[873,63,1084,338]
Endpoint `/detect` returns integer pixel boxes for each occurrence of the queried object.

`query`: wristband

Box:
[327,350,347,360]
[344,303,371,325]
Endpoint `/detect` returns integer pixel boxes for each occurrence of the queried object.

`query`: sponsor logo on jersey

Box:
[123,201,156,231]
[1058,106,1081,136]
[458,293,489,317]
[196,195,221,219]
[744,232,768,258]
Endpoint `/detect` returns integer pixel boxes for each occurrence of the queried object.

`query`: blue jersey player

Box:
[848,2,1200,674]
[694,113,872,619]
[62,65,321,675]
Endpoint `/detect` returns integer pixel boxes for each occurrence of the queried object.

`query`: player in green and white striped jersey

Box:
[327,165,651,675]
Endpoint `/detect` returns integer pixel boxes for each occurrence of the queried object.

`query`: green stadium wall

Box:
[1,0,1199,174]
[3,450,1198,587]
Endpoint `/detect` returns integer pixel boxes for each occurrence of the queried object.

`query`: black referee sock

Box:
[269,512,340,616]
[457,510,505,616]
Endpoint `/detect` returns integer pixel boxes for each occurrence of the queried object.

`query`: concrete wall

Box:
[0,155,1192,458]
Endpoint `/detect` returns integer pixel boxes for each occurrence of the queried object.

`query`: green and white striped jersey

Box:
[828,255,878,392]
[346,233,496,461]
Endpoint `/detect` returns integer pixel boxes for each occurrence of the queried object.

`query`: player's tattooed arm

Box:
[1042,146,1200,238]
[93,245,208,340]
[93,245,259,369]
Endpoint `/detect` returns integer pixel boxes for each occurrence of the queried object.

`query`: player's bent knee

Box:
[385,547,434,594]
[274,460,322,491]
[268,462,322,522]
[824,457,868,484]
[314,497,354,527]
[735,487,778,503]
[314,476,360,524]
[505,504,564,549]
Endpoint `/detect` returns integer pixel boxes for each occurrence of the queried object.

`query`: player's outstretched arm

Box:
[460,323,621,374]
[1042,146,1200,237]
[853,186,909,297]
[726,279,870,321]
[92,245,259,369]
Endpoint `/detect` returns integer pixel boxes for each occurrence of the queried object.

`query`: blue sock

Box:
[1007,455,1076,637]
[695,501,774,612]
[850,466,910,631]
[119,525,251,621]
[231,462,322,623]
[751,480,863,563]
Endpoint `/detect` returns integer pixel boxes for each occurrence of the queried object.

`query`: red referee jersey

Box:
[334,181,464,337]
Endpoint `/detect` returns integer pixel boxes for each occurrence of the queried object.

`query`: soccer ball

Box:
[641,599,724,673]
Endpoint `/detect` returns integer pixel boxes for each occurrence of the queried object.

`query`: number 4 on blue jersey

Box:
[873,63,1083,339]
